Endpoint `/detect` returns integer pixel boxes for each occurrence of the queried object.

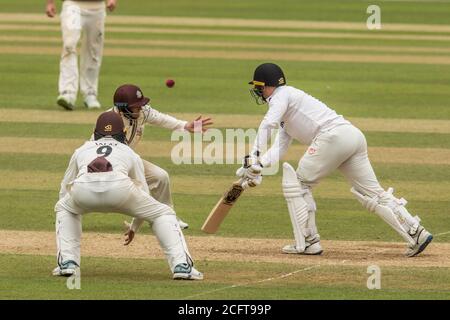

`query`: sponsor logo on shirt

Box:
[308,147,316,155]
[280,121,285,128]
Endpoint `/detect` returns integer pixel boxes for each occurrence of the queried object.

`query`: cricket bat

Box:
[201,179,245,234]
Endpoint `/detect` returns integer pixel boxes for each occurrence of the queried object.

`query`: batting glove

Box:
[245,163,262,180]
[242,175,263,189]
[236,155,262,177]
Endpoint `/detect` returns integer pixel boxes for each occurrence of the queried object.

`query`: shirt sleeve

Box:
[251,91,289,157]
[59,150,79,200]
[128,151,149,232]
[144,106,187,131]
[259,128,293,167]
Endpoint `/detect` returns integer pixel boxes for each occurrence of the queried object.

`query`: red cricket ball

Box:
[165,79,175,88]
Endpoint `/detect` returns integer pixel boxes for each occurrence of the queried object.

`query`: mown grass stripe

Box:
[3,35,450,55]
[2,13,450,33]
[2,24,450,43]
[2,109,450,134]
[1,153,447,182]
[2,170,448,202]
[1,122,450,149]
[2,137,449,165]
[4,44,450,65]
[6,28,450,49]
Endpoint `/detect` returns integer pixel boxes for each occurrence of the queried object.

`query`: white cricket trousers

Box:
[59,0,105,98]
[297,124,384,197]
[55,173,192,272]
[143,160,174,208]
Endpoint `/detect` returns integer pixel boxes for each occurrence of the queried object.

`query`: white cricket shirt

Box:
[58,138,149,199]
[253,86,350,167]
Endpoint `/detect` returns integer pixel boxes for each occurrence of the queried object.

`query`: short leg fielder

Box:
[54,177,201,279]
[284,124,432,257]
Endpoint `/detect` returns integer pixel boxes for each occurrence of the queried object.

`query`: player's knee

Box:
[63,44,77,55]
[62,38,78,54]
[153,168,170,186]
[297,169,320,188]
[351,186,407,213]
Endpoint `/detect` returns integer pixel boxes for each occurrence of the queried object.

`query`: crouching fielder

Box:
[53,111,202,280]
[239,62,432,257]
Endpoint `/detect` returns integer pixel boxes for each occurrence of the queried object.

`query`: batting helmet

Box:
[94,111,127,143]
[248,63,286,88]
[113,84,150,119]
[248,63,286,104]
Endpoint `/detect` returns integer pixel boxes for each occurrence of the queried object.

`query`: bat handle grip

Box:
[239,178,249,189]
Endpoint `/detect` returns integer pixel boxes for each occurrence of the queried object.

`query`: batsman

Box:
[240,62,433,257]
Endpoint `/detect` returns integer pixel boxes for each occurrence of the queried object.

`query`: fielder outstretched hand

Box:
[107,0,117,12]
[123,221,135,246]
[185,116,213,133]
[45,1,57,18]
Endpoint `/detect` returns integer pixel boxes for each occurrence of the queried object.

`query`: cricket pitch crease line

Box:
[184,265,320,299]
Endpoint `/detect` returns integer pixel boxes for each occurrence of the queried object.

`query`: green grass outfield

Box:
[0,0,449,300]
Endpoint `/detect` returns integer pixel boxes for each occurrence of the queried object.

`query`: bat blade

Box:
[201,180,245,234]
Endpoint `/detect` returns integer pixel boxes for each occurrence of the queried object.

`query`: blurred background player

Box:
[111,84,213,230]
[53,111,203,280]
[238,62,433,257]
[45,0,117,110]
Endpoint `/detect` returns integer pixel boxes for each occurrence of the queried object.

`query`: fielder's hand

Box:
[123,221,135,246]
[185,115,213,133]
[107,0,117,12]
[45,1,57,18]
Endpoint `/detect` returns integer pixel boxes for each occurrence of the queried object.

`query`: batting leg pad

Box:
[351,187,420,246]
[282,162,312,253]
[152,214,194,272]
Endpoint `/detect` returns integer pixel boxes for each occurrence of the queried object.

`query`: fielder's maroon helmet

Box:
[94,111,126,143]
[113,84,150,119]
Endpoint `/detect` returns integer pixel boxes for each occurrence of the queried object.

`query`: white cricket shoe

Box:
[52,260,79,277]
[56,94,76,111]
[282,236,323,255]
[173,263,203,280]
[84,95,101,109]
[405,226,433,257]
[178,218,189,230]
